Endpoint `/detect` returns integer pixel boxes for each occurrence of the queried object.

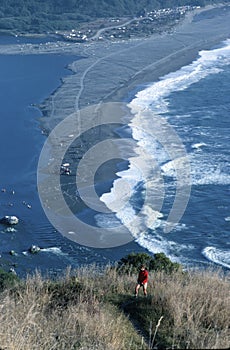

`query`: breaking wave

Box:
[202,246,230,269]
[98,39,230,267]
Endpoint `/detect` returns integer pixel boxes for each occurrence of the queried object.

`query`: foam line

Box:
[98,39,230,263]
[202,246,230,269]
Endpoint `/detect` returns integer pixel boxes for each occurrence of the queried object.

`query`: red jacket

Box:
[138,269,148,284]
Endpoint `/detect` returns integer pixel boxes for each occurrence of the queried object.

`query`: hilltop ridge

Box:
[0,255,229,349]
[0,0,227,35]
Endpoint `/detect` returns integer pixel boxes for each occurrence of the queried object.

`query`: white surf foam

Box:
[98,39,230,263]
[191,142,207,150]
[189,156,230,185]
[22,247,65,256]
[129,38,230,117]
[136,230,194,265]
[3,227,17,233]
[202,246,230,269]
[41,247,65,255]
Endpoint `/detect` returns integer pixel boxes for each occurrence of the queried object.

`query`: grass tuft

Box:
[0,266,229,349]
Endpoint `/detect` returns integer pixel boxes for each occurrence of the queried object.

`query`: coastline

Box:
[36,4,230,132]
[107,4,230,103]
[37,3,230,256]
[0,4,229,273]
[0,5,229,129]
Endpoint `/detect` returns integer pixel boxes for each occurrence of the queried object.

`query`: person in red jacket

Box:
[135,265,149,297]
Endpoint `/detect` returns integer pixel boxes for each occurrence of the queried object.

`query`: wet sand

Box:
[0,4,230,261]
[35,4,230,250]
[37,4,230,131]
[0,5,229,127]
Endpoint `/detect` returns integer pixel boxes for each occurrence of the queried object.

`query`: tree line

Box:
[0,0,226,34]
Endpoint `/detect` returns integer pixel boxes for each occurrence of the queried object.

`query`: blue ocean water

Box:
[1,35,229,275]
[0,37,93,275]
[101,39,230,270]
[0,36,143,276]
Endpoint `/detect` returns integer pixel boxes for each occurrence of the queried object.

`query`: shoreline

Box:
[0,4,229,272]
[37,4,230,132]
[37,3,230,260]
[107,5,230,103]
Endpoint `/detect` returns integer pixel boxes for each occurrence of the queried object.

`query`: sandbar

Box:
[38,4,230,131]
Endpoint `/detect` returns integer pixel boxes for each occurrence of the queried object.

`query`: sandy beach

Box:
[0,3,230,268]
[32,3,230,250]
[36,4,230,131]
[0,5,228,129]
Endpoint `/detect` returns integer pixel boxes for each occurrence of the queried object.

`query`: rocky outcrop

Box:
[29,245,41,254]
[0,215,19,225]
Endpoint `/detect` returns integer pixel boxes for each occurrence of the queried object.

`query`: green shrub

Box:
[149,252,181,273]
[117,252,181,274]
[0,268,19,292]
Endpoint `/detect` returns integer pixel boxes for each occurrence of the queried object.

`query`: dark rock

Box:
[0,215,19,225]
[29,245,41,254]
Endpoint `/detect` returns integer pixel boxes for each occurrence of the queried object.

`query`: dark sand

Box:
[1,4,229,250]
[34,4,230,249]
[37,4,230,131]
[0,5,229,126]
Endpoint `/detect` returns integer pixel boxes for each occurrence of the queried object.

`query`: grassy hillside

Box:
[0,259,229,349]
[0,0,227,34]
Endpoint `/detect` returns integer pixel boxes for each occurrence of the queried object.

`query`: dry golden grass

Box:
[0,268,145,350]
[145,269,230,349]
[0,266,229,349]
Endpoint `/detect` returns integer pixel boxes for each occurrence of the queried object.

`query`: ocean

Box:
[0,35,143,276]
[100,38,230,270]
[0,35,229,276]
[0,36,89,275]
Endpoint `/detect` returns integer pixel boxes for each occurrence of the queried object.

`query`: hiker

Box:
[135,265,149,297]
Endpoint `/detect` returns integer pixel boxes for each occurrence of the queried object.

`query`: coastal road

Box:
[89,16,154,41]
[89,17,137,41]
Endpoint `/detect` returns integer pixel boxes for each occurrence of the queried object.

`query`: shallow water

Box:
[0,37,106,276]
[1,35,229,276]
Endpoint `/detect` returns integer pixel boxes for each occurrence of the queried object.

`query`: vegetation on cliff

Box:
[0,253,229,349]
